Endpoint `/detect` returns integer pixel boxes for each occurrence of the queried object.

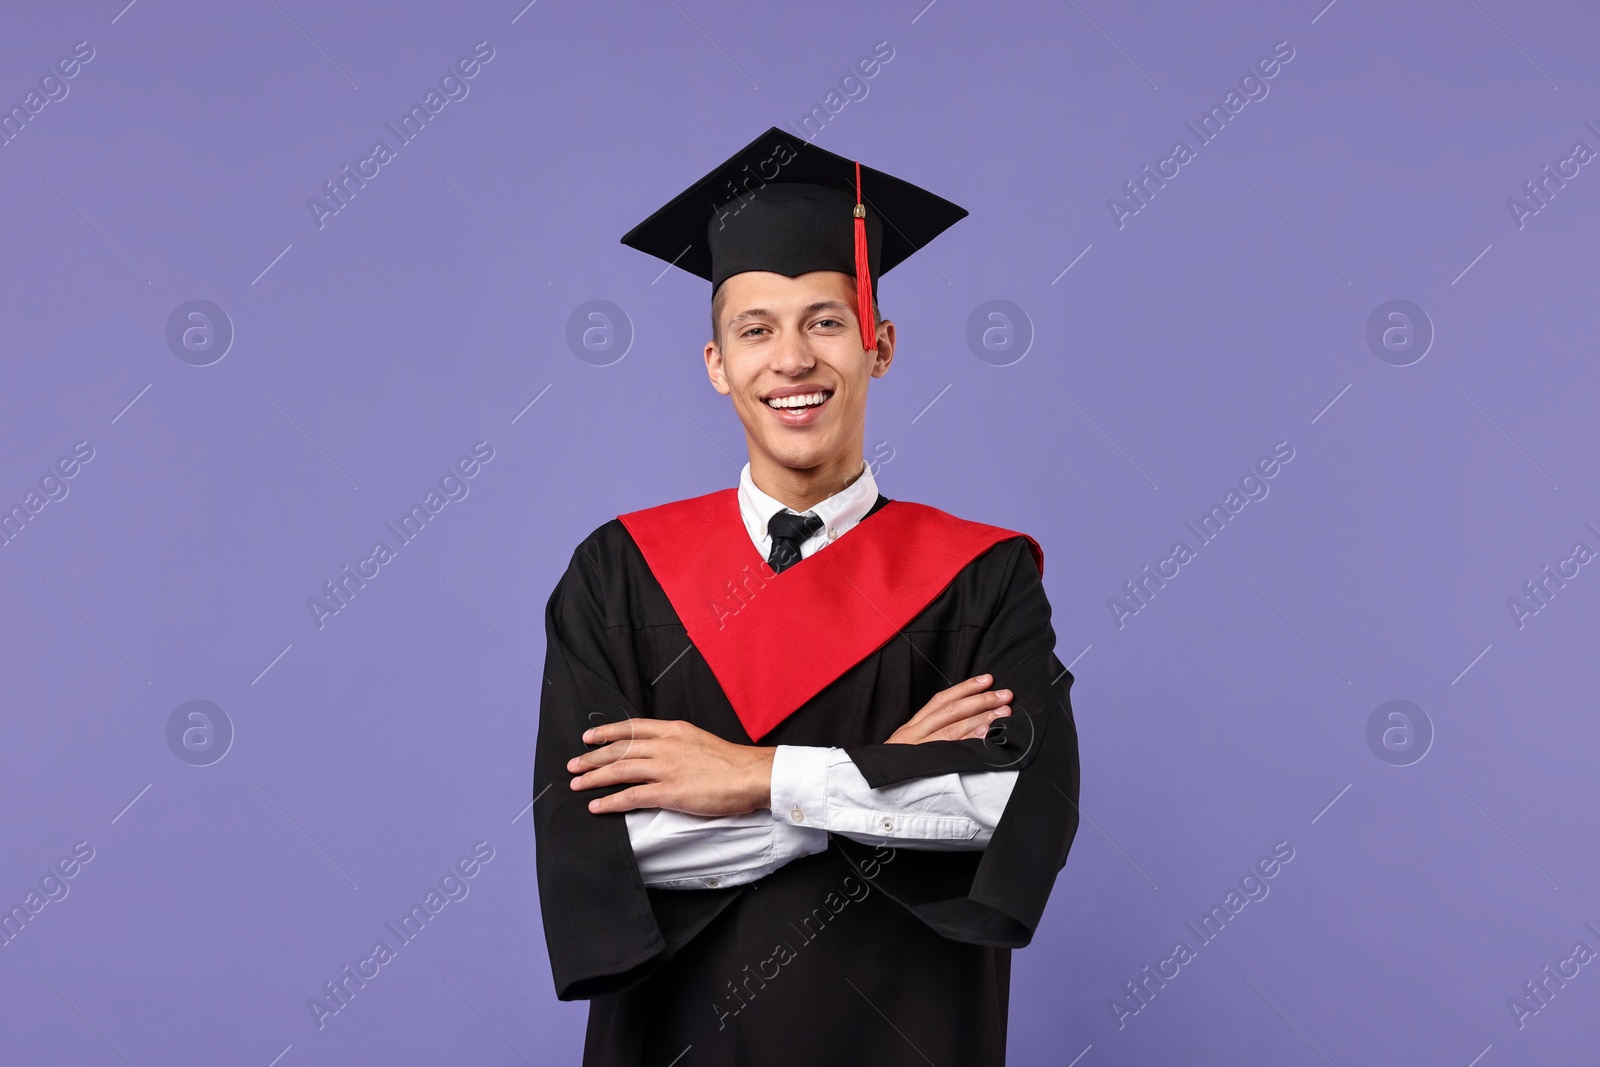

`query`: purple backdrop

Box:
[3,1,1597,1064]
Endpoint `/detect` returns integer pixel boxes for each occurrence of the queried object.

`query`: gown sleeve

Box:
[532,534,743,1000]
[833,536,1082,947]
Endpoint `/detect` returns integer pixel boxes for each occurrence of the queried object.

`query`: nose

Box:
[769,325,814,376]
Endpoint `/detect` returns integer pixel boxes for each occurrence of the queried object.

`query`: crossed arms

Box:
[567,676,1022,888]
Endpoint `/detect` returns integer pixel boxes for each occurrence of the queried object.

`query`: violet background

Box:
[2,0,1598,1064]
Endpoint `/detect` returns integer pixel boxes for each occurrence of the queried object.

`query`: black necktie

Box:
[767,510,824,574]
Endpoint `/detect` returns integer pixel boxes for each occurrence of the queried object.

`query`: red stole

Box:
[618,488,1043,741]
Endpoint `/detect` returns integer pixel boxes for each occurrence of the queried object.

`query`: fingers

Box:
[932,705,1011,743]
[587,785,657,815]
[931,675,997,709]
[965,712,1011,740]
[888,676,1012,744]
[568,739,656,773]
[570,758,655,792]
[914,686,1013,738]
[575,719,677,766]
[950,674,996,694]
[583,719,675,746]
[901,675,990,728]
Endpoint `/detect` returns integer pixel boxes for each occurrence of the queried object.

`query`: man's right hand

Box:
[886,674,1012,744]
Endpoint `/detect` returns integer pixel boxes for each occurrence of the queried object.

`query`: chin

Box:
[761,440,830,471]
[766,449,823,471]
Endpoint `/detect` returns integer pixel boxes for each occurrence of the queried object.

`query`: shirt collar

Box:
[737,459,880,549]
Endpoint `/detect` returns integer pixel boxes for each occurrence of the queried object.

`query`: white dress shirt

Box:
[624,460,1020,890]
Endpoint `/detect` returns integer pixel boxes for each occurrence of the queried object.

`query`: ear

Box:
[705,338,732,395]
[869,319,896,378]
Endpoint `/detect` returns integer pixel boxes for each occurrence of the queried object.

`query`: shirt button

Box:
[705,877,720,887]
[827,528,838,541]
[880,818,893,830]
[790,808,805,823]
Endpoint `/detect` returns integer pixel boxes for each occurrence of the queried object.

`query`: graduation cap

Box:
[620,126,968,352]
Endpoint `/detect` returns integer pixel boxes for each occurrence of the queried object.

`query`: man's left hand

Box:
[568,719,775,817]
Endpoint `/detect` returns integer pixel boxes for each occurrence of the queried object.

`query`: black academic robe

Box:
[533,492,1080,1067]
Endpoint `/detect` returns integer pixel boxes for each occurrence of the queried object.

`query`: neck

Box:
[749,449,866,513]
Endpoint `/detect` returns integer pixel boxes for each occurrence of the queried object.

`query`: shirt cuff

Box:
[770,744,830,830]
[770,745,986,844]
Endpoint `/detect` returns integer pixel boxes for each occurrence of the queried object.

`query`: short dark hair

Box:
[710,283,881,349]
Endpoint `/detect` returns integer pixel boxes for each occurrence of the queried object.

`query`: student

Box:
[534,127,1081,1067]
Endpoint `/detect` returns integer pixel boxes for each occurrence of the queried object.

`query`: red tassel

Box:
[853,160,876,353]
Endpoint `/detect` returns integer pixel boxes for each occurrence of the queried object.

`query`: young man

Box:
[534,128,1080,1066]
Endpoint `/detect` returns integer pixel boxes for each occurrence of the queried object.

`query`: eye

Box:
[813,318,844,329]
[740,325,769,338]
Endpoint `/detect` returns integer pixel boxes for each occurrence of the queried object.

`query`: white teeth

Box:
[766,391,828,409]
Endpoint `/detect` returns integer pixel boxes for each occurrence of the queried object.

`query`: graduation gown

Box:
[533,488,1081,1067]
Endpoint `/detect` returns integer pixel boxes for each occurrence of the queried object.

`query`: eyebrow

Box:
[725,300,852,330]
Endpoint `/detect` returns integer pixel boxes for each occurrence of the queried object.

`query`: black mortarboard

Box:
[620,126,968,351]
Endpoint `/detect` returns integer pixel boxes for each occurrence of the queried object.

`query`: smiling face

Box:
[705,270,895,512]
